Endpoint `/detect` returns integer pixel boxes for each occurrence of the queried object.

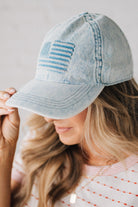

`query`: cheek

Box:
[69,109,87,135]
[73,110,87,132]
[74,122,85,135]
[76,109,87,123]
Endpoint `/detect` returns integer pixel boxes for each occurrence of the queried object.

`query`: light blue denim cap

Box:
[6,12,133,119]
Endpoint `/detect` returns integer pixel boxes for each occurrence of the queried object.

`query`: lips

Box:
[55,126,72,134]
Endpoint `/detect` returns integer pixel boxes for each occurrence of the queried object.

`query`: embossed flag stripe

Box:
[52,43,74,50]
[51,48,73,55]
[39,59,68,67]
[55,40,75,46]
[48,56,69,62]
[38,40,75,72]
[50,52,71,58]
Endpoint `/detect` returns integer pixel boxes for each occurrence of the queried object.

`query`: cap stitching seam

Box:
[12,85,91,106]
[83,13,103,84]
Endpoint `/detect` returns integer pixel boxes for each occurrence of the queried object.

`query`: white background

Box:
[0,0,138,147]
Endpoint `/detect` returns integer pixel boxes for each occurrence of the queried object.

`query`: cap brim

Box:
[5,79,104,119]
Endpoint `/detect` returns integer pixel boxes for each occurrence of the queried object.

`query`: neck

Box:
[81,142,130,167]
[87,156,118,166]
[82,147,118,166]
[84,152,130,166]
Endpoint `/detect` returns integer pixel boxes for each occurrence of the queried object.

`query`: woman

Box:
[0,12,138,207]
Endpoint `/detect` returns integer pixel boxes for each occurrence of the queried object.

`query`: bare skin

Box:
[0,88,20,207]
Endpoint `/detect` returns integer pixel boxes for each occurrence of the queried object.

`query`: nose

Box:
[44,117,54,123]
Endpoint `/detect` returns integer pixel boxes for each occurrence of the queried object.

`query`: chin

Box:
[59,135,80,146]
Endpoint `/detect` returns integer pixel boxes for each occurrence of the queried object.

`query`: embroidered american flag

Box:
[37,40,75,73]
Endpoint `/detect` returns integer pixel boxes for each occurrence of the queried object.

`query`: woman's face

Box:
[44,108,87,145]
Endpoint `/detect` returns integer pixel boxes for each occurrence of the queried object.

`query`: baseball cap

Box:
[6,12,133,119]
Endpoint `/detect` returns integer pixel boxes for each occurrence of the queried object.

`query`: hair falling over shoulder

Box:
[12,79,138,207]
[12,117,84,207]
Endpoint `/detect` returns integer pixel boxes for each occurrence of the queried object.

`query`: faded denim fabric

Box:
[6,12,133,119]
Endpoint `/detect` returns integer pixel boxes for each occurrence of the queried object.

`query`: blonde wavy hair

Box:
[12,78,138,207]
